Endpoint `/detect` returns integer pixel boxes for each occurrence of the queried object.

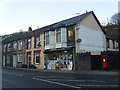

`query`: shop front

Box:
[44,48,73,70]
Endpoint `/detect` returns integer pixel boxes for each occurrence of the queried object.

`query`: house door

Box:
[27,52,31,68]
[13,55,17,67]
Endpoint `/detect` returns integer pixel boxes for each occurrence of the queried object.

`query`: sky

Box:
[0,0,119,35]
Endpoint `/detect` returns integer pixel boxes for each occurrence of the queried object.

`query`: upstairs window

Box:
[34,36,40,48]
[27,39,31,49]
[3,44,6,52]
[13,42,17,50]
[18,40,23,50]
[106,39,109,48]
[7,43,11,51]
[56,28,61,43]
[45,32,49,45]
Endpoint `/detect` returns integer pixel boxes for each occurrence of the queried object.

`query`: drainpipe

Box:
[73,25,77,70]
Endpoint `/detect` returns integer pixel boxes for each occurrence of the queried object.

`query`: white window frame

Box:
[56,28,61,43]
[3,44,6,52]
[35,37,40,48]
[13,42,17,50]
[28,39,31,49]
[7,43,11,51]
[17,54,22,62]
[45,32,49,45]
[34,52,40,64]
[18,40,22,50]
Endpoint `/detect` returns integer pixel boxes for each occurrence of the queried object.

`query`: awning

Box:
[43,47,73,53]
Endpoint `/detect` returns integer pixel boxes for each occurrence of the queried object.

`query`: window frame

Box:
[56,28,61,43]
[34,36,40,48]
[3,44,6,52]
[27,38,31,49]
[45,32,49,45]
[34,51,40,64]
[17,54,22,63]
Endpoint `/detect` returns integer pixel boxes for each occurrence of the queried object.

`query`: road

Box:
[2,67,119,89]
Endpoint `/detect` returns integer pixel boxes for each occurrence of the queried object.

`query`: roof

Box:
[2,11,102,44]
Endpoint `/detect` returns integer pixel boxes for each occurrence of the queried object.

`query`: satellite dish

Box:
[76,39,82,43]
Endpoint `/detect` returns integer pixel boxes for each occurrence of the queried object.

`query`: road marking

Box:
[76,84,118,87]
[47,79,86,82]
[87,80,106,83]
[32,77,81,89]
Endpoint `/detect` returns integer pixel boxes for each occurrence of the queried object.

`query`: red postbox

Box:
[101,55,108,69]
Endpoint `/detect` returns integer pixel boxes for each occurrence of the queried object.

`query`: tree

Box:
[110,13,120,25]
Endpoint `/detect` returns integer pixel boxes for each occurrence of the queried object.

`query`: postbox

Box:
[101,55,108,69]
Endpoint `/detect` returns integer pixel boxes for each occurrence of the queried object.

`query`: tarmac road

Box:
[2,67,119,89]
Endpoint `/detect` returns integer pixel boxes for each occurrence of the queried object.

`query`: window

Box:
[18,40,23,50]
[34,52,40,64]
[7,55,10,64]
[13,42,17,50]
[45,32,49,45]
[113,40,115,49]
[3,44,6,52]
[7,43,11,51]
[27,39,31,49]
[106,39,109,48]
[56,28,61,43]
[34,37,40,48]
[18,54,22,62]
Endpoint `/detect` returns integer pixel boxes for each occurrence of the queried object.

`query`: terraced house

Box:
[2,11,118,71]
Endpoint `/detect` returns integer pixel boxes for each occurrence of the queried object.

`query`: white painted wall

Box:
[78,25,105,51]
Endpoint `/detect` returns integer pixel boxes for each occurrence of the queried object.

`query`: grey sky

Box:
[0,1,119,35]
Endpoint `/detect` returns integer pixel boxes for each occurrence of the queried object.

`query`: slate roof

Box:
[2,11,102,44]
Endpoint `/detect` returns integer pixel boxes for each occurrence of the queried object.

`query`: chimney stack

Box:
[28,27,32,32]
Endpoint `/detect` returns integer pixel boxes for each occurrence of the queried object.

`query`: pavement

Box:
[2,66,119,76]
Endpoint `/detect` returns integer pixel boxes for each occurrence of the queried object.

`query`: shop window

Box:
[56,28,61,43]
[34,52,40,64]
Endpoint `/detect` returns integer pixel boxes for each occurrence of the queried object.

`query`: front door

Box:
[27,52,31,68]
[13,55,17,67]
[3,56,5,66]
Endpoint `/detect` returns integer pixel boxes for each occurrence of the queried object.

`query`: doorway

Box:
[13,55,17,67]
